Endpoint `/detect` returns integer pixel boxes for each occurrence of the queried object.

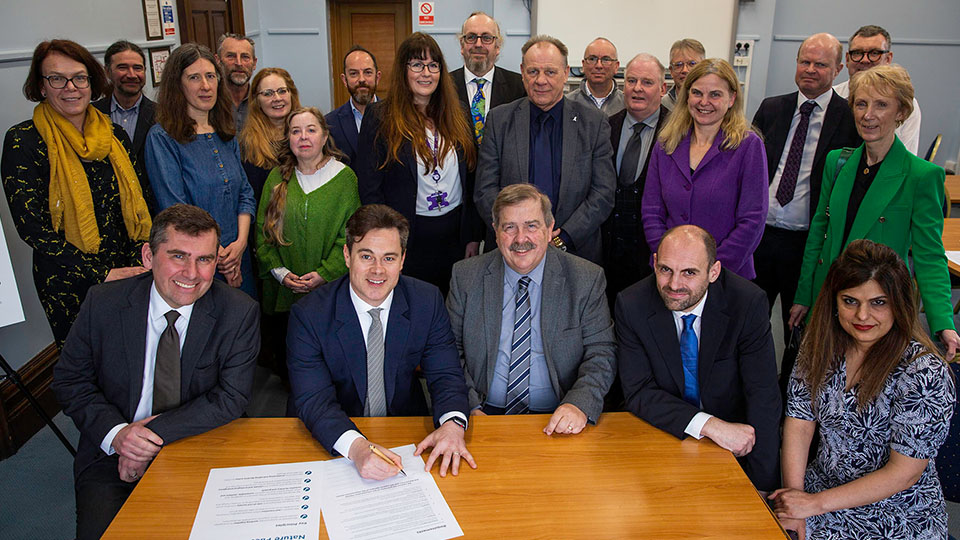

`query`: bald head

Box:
[582,37,619,94]
[654,225,721,312]
[795,33,844,99]
[800,33,843,66]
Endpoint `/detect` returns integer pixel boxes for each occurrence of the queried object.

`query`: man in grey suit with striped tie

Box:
[447,184,616,434]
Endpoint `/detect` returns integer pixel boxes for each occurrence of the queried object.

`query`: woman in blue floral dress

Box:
[772,239,954,540]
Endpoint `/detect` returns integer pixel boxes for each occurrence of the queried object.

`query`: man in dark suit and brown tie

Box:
[52,204,260,540]
[751,33,860,341]
[617,225,781,492]
[326,46,381,166]
[450,11,525,147]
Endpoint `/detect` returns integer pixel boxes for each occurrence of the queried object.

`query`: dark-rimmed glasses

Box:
[408,61,441,74]
[848,49,889,63]
[42,74,90,89]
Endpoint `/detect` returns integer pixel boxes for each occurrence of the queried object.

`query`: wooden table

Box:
[946,175,960,204]
[944,218,960,275]
[102,413,788,539]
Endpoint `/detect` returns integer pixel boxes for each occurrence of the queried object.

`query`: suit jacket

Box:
[795,137,955,333]
[641,129,768,279]
[52,272,260,480]
[451,65,526,142]
[325,100,361,167]
[93,94,157,212]
[752,90,861,221]
[287,275,470,454]
[475,97,616,263]
[616,269,781,491]
[446,248,616,422]
[355,101,483,245]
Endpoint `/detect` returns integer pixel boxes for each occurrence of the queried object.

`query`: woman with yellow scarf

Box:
[1,40,151,346]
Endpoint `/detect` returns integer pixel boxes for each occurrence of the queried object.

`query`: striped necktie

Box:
[506,276,532,414]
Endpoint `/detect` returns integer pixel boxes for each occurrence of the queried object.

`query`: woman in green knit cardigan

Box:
[256,106,360,316]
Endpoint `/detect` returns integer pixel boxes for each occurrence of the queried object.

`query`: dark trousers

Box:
[752,225,809,342]
[405,207,463,298]
[75,455,138,540]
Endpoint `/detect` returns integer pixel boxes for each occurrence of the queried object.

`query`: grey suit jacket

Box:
[52,272,260,480]
[474,97,616,263]
[446,247,616,421]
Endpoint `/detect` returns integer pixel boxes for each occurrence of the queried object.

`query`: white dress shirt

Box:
[834,79,921,155]
[463,66,496,118]
[766,89,833,230]
[100,283,194,454]
[669,290,713,439]
[415,129,462,216]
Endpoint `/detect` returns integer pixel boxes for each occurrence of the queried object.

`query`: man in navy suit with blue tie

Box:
[616,225,781,492]
[287,204,475,480]
[326,46,380,166]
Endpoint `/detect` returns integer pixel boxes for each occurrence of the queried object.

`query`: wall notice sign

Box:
[418,2,435,26]
[160,0,176,36]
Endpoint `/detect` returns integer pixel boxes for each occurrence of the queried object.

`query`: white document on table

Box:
[188,460,325,540]
[320,444,463,540]
[946,251,960,267]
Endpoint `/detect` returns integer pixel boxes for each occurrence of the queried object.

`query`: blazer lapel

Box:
[767,94,796,183]
[648,304,684,392]
[698,279,729,386]
[180,289,216,397]
[848,139,908,241]
[813,92,844,169]
[132,98,154,155]
[557,101,579,218]
[491,67,509,108]
[514,101,531,184]
[539,251,564,389]
[335,282,368,402]
[384,281,412,409]
[825,145,861,258]
[122,276,151,415]
[636,106,670,184]
[609,110,625,170]
[668,133,693,183]
[694,128,725,173]
[339,105,359,156]
[483,254,505,391]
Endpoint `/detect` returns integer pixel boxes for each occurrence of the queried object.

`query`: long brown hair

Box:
[261,107,347,246]
[155,43,235,144]
[378,32,476,172]
[239,67,302,168]
[797,239,941,410]
[657,58,751,154]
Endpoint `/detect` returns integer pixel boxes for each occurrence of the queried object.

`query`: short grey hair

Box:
[522,35,568,67]
[216,33,256,56]
[626,53,666,84]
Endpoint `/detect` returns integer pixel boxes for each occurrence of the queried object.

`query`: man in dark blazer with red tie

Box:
[287,204,475,481]
[326,46,381,166]
[617,225,781,492]
[751,33,861,340]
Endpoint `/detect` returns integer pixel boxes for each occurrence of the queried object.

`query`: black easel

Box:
[0,352,75,456]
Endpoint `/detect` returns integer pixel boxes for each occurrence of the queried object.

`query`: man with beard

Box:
[93,40,156,211]
[616,225,781,493]
[326,46,381,165]
[215,33,257,128]
[447,184,616,435]
[566,37,624,116]
[450,11,525,146]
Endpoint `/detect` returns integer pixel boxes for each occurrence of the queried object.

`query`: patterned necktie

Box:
[364,308,387,417]
[471,78,487,144]
[618,122,646,186]
[680,314,700,406]
[776,100,817,207]
[153,310,181,413]
[506,276,532,414]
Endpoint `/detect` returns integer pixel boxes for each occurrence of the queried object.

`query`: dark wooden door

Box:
[177,0,245,52]
[329,0,412,108]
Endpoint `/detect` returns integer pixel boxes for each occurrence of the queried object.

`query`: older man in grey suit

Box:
[448,184,616,434]
[474,35,616,264]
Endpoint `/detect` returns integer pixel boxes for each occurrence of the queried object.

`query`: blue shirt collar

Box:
[110,93,143,114]
[502,251,547,289]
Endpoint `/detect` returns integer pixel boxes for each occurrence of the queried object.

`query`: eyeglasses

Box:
[258,87,289,98]
[408,61,441,74]
[848,49,889,62]
[42,74,90,89]
[462,33,497,45]
[671,61,698,71]
[583,55,617,66]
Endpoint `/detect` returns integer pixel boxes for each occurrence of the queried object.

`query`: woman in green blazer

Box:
[789,64,959,356]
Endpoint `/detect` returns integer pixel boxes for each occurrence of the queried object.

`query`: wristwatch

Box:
[551,236,568,252]
[445,416,468,431]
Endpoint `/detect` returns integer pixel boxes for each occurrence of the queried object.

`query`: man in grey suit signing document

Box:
[447,184,616,434]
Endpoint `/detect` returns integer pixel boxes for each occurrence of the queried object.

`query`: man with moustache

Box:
[450,11,525,147]
[616,225,781,492]
[566,37,624,116]
[662,38,704,110]
[602,53,670,304]
[752,33,860,353]
[93,40,156,211]
[833,25,921,154]
[215,33,257,128]
[326,46,381,165]
[475,35,616,264]
[447,184,616,435]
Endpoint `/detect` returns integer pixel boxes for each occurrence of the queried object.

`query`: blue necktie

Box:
[680,314,700,406]
[506,276,532,414]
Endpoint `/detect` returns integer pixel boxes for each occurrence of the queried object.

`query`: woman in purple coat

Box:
[641,58,767,278]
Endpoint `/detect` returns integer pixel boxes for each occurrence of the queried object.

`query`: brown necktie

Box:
[153,310,181,413]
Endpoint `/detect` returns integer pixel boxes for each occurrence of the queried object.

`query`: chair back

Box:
[925,134,943,162]
[936,361,960,502]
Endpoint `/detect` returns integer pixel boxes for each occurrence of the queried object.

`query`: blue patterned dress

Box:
[787,341,955,539]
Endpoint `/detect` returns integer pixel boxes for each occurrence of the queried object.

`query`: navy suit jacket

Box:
[616,269,782,491]
[287,275,470,454]
[326,100,362,167]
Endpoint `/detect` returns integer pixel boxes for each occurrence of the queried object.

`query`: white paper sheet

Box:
[320,444,463,540]
[188,460,325,540]
[946,251,960,268]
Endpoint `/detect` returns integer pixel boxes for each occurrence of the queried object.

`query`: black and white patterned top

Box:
[787,340,955,539]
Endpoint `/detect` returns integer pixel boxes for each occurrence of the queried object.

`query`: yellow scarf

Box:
[32,102,151,254]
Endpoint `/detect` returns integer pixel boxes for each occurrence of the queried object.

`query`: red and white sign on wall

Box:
[418,2,434,26]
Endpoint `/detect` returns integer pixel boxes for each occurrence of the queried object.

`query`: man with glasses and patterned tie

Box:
[662,38,704,110]
[286,204,475,481]
[833,25,921,154]
[450,11,525,147]
[616,225,781,493]
[566,37,624,116]
[447,184,616,436]
[52,204,260,540]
